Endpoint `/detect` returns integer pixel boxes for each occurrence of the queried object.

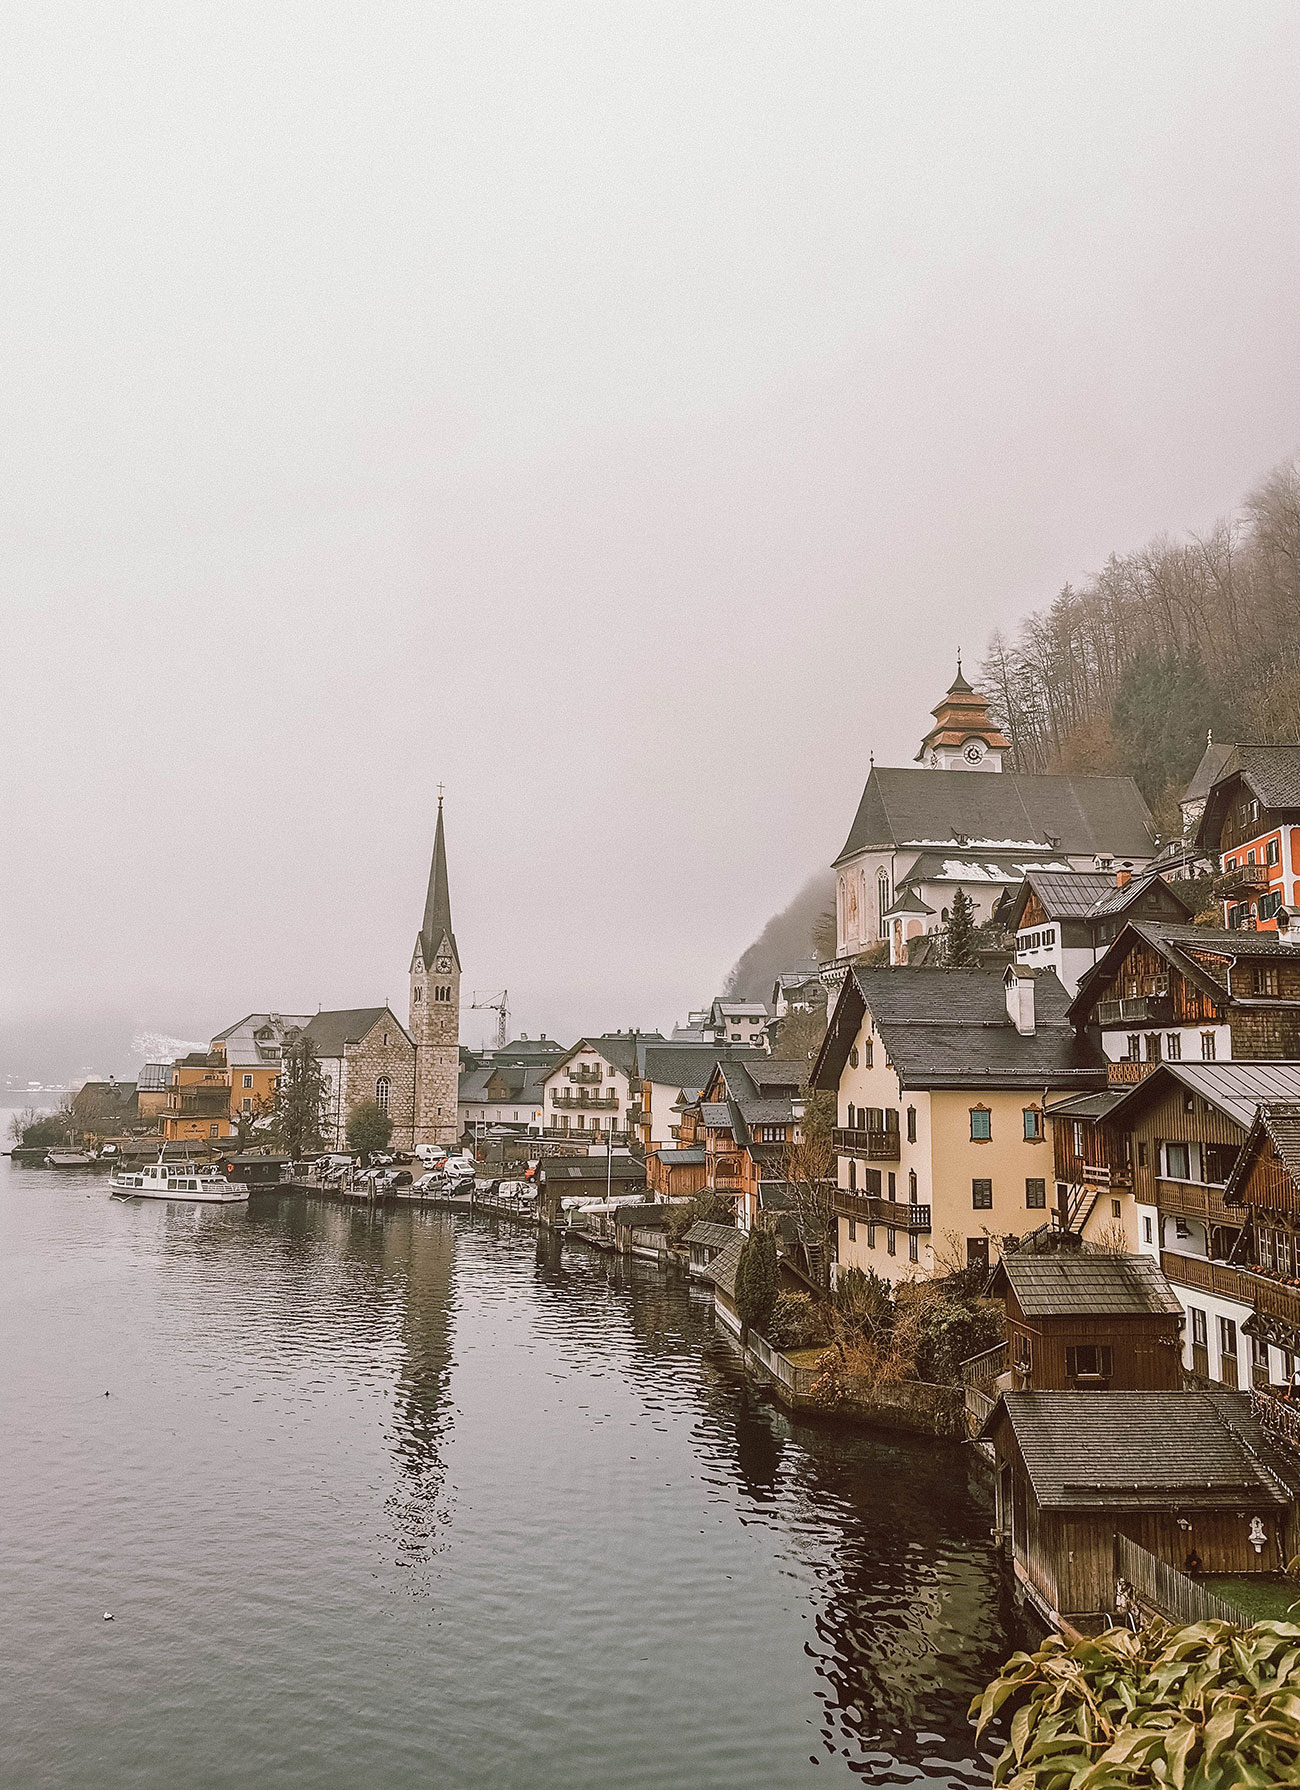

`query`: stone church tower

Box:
[409,796,461,1147]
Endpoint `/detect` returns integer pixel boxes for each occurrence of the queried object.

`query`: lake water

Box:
[0,1156,1020,1789]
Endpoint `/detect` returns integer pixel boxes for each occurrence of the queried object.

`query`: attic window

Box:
[849,1046,859,1068]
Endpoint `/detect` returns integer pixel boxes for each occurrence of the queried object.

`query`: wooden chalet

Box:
[983,1390,1298,1630]
[1194,745,1300,931]
[1069,920,1300,1075]
[1074,1062,1300,1392]
[989,1253,1184,1392]
[645,1144,707,1199]
[1223,1102,1300,1421]
[684,1219,739,1279]
[693,1057,804,1230]
[1007,869,1191,998]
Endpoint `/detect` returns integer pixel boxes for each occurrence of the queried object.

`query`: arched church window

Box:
[414,987,423,1003]
[376,1077,390,1112]
[878,871,891,938]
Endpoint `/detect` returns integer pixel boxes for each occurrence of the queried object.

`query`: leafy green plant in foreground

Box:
[971,1619,1300,1789]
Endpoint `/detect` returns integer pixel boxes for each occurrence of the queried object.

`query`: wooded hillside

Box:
[980,453,1300,830]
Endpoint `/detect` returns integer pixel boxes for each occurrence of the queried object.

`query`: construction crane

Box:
[466,989,510,1051]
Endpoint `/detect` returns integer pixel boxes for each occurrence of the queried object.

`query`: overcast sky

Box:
[6,2,1300,1065]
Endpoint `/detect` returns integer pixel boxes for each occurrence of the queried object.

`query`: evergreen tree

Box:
[734,1229,779,1341]
[945,886,978,967]
[1110,646,1224,808]
[273,1028,327,1157]
[346,1099,394,1162]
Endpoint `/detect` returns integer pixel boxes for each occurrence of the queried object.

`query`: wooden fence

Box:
[1114,1532,1250,1629]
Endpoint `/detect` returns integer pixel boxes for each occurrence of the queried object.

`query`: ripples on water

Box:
[0,1163,1019,1789]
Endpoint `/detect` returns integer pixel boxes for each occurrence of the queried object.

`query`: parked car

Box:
[415,1144,448,1168]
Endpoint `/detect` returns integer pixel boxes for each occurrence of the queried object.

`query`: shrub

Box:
[767,1291,826,1351]
[972,1618,1300,1790]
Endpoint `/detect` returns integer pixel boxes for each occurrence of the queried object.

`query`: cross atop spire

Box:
[417,794,459,970]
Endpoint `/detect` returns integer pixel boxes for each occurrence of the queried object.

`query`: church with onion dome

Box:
[829,663,1159,969]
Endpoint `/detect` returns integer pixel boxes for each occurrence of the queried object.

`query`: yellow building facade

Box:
[813,965,1107,1284]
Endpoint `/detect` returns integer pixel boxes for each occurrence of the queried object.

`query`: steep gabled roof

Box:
[1181,739,1236,807]
[1224,1099,1300,1207]
[1103,1060,1300,1132]
[547,1033,665,1079]
[304,1007,411,1058]
[811,966,1104,1092]
[1196,745,1300,849]
[700,1232,744,1297]
[835,768,1156,867]
[1067,919,1300,1027]
[986,1391,1293,1509]
[991,1252,1182,1318]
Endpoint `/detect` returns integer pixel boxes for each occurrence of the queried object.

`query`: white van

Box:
[415,1144,448,1168]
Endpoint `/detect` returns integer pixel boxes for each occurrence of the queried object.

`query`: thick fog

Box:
[6,3,1300,1073]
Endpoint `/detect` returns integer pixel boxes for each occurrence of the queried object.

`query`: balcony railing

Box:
[712,1158,744,1180]
[1222,864,1273,896]
[1251,1386,1300,1458]
[832,1126,901,1161]
[1154,1179,1239,1226]
[833,1189,931,1231]
[1107,1061,1155,1085]
[567,1068,604,1084]
[541,1127,632,1145]
[1159,1250,1256,1305]
[1095,992,1173,1027]
[551,1093,618,1110]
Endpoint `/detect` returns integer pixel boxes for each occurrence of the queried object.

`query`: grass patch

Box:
[1199,1575,1300,1622]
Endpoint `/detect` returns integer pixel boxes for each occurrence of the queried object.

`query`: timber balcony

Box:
[1155,1179,1237,1226]
[1107,1061,1155,1086]
[551,1092,618,1110]
[711,1156,745,1181]
[1221,864,1273,897]
[832,1126,901,1162]
[1095,992,1174,1027]
[1251,1387,1300,1459]
[1160,1251,1300,1335]
[834,1188,931,1231]
[567,1067,604,1084]
[541,1126,632,1144]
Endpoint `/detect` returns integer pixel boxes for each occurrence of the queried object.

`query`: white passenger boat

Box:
[109,1160,249,1203]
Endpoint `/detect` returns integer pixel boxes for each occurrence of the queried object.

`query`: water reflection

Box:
[1,1171,1017,1790]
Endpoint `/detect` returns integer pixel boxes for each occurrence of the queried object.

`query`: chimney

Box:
[1004,965,1036,1035]
[1115,868,1131,889]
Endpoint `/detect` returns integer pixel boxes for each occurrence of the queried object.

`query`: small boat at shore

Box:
[110,1161,248,1204]
[45,1147,96,1168]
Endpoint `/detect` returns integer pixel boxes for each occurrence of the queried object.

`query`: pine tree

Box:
[734,1229,779,1342]
[273,1028,327,1157]
[945,886,978,967]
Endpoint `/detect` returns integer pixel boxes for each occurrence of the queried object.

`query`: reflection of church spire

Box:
[384,1213,460,1575]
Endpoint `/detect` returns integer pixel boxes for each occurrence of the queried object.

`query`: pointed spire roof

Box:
[417,796,460,970]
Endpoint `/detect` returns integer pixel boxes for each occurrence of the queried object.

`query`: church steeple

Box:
[409,792,461,1147]
[417,794,459,971]
[916,657,1011,771]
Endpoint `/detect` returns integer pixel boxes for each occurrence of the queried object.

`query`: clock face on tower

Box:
[963,740,986,765]
[435,955,452,973]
